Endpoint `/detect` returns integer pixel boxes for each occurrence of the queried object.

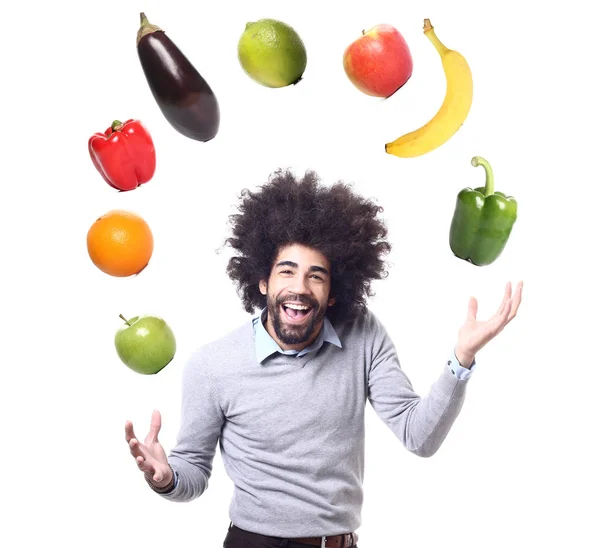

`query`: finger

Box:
[135,453,165,484]
[501,296,513,322]
[135,454,155,475]
[467,297,478,321]
[493,298,514,331]
[152,466,167,484]
[506,280,524,323]
[146,409,162,444]
[125,420,137,444]
[495,290,511,318]
[496,282,512,316]
[129,437,148,460]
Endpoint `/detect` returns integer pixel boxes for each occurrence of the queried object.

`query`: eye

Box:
[311,274,324,281]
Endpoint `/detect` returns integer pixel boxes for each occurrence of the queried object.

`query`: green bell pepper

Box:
[449,156,517,266]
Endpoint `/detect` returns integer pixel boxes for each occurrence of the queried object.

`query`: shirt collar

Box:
[252,307,342,364]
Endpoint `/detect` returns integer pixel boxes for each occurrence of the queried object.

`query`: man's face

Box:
[259,244,335,349]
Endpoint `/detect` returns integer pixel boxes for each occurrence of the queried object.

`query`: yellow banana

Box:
[385,19,473,158]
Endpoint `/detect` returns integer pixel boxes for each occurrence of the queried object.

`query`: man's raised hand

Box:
[455,280,524,367]
[125,409,172,488]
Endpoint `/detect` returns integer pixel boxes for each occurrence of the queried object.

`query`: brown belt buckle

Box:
[320,533,356,548]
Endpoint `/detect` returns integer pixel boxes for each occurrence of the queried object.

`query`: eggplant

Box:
[136,12,220,142]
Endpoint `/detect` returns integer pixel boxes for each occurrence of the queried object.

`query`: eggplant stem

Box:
[137,12,163,46]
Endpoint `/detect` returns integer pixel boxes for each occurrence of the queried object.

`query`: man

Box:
[125,169,523,548]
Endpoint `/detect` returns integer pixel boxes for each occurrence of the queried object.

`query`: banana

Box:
[385,19,473,158]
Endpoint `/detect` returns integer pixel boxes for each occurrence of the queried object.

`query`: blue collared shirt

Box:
[252,307,342,363]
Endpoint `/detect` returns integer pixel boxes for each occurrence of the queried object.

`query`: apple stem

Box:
[119,314,132,326]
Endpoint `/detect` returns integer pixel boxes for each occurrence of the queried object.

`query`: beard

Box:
[266,292,327,345]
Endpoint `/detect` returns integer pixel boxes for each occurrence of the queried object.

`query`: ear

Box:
[327,296,336,307]
[259,279,267,295]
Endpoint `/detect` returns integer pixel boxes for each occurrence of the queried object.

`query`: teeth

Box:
[284,303,310,310]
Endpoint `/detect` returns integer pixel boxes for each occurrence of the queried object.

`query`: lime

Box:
[237,19,307,88]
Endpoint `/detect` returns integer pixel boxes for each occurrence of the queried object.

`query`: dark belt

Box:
[290,532,358,547]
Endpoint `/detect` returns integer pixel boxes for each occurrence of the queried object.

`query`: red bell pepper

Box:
[88,119,156,191]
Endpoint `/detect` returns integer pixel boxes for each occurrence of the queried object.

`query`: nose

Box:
[288,275,311,295]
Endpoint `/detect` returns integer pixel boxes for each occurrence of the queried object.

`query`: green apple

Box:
[115,314,176,375]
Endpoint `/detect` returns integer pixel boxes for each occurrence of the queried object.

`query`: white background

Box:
[2,0,599,546]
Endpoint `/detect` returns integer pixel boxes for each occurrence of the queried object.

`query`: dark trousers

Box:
[223,523,359,548]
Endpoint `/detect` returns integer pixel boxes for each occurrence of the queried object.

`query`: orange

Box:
[87,209,154,277]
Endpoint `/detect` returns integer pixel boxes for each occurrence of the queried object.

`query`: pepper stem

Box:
[137,12,163,46]
[111,120,123,131]
[472,156,494,196]
[119,314,132,326]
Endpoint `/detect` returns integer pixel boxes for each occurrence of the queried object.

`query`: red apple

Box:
[343,24,413,98]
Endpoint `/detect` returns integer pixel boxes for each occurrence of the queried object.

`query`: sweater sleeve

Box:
[155,350,225,501]
[366,314,470,457]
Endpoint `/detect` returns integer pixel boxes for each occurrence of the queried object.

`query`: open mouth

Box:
[281,302,313,323]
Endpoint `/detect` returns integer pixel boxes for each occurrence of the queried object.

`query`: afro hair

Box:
[224,169,392,325]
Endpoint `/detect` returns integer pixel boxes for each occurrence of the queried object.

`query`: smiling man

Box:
[125,169,523,548]
[262,246,335,348]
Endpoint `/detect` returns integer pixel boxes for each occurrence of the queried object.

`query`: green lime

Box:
[237,19,307,88]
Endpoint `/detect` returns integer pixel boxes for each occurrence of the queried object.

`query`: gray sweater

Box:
[158,308,471,537]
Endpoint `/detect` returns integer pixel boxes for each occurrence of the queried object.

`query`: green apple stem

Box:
[119,314,132,326]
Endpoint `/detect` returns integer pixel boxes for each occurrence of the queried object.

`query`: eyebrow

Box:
[275,260,329,276]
